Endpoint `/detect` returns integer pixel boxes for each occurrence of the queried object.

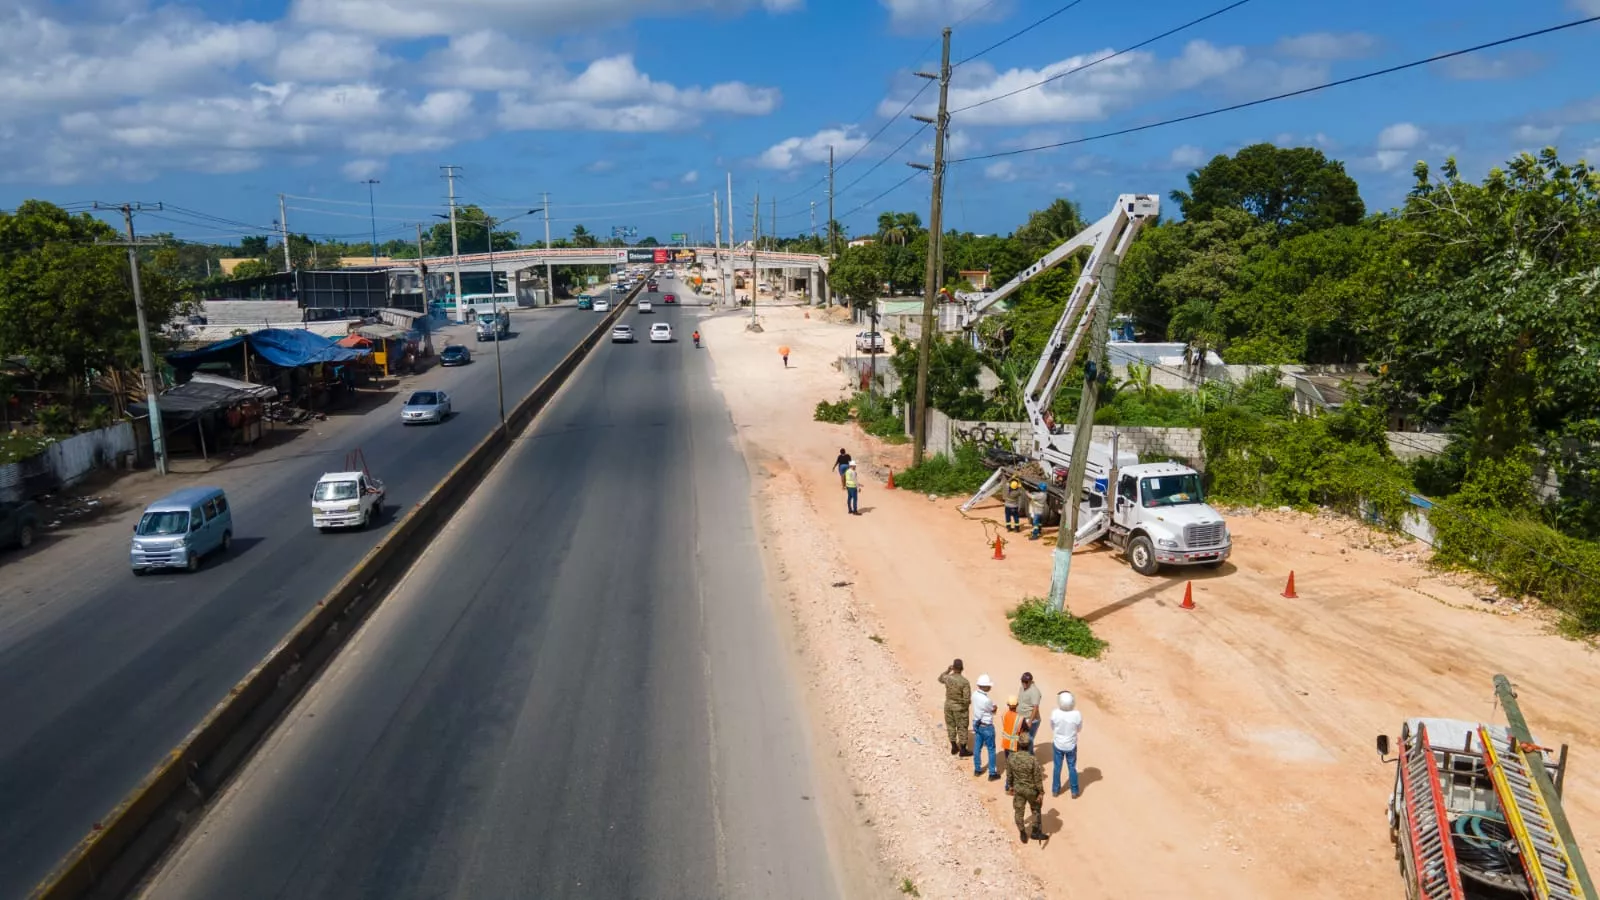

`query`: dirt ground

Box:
[701,303,1600,899]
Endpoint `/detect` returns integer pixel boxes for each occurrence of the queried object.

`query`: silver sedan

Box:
[401,390,451,424]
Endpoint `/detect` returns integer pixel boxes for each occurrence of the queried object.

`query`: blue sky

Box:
[2,0,1597,247]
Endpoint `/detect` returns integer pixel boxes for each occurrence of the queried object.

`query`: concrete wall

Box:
[936,419,1208,469]
[0,422,137,501]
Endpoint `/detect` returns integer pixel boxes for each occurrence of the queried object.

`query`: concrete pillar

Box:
[808,268,817,305]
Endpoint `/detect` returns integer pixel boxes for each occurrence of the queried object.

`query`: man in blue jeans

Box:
[844,461,860,515]
[970,673,1000,780]
[1050,690,1084,797]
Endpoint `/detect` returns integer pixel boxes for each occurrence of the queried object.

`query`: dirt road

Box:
[702,303,1600,899]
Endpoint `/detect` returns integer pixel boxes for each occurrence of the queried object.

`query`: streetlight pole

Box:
[460,207,543,431]
[361,178,380,262]
[542,192,554,306]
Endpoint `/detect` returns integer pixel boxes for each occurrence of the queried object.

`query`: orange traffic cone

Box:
[993,535,1006,560]
[886,469,897,490]
[1282,571,1298,599]
[1180,582,1195,610]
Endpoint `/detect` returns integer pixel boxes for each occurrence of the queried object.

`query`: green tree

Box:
[828,242,885,308]
[1378,149,1600,466]
[638,236,659,247]
[888,333,984,417]
[1115,209,1273,350]
[1173,143,1365,234]
[230,258,276,279]
[0,200,183,391]
[238,235,270,257]
[421,205,519,256]
[1013,197,1086,258]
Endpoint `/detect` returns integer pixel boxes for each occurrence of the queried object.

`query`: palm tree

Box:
[571,224,598,248]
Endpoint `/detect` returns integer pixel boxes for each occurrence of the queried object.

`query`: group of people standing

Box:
[940,659,1083,844]
[834,447,861,515]
[1001,477,1053,540]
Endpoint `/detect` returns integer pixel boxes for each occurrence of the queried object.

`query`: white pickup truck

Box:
[312,470,385,532]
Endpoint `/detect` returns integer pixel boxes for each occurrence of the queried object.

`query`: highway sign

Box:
[670,233,687,242]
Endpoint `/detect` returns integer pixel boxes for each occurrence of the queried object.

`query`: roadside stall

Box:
[167,328,371,416]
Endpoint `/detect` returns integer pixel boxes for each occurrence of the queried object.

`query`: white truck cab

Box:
[312,470,385,532]
[1107,462,1230,574]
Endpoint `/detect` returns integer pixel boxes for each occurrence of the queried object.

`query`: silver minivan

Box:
[130,486,234,574]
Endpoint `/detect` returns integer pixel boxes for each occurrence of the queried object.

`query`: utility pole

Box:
[1050,270,1118,613]
[811,200,817,239]
[712,190,722,306]
[95,202,168,476]
[828,144,836,307]
[415,223,428,307]
[361,178,380,262]
[542,192,554,306]
[726,172,735,308]
[485,214,505,428]
[442,165,463,322]
[278,194,292,272]
[750,192,760,323]
[908,27,952,465]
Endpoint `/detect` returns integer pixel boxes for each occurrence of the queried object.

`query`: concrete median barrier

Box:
[29,283,645,900]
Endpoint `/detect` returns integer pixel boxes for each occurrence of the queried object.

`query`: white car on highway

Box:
[637,298,653,313]
[650,323,673,343]
[594,298,610,312]
[611,324,635,343]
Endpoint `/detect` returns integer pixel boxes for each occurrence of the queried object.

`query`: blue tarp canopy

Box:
[168,328,370,369]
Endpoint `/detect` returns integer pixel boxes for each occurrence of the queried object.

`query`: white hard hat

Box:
[1058,691,1075,711]
[976,674,993,688]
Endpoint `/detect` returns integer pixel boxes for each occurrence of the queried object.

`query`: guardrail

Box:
[28,282,645,900]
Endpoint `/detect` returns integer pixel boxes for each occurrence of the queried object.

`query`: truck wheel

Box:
[221,530,233,553]
[16,523,35,549]
[185,551,201,573]
[1127,536,1160,576]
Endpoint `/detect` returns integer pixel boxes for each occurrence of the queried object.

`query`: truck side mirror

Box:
[1376,735,1390,758]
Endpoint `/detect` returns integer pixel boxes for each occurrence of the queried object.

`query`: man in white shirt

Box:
[970,674,1000,780]
[1050,690,1084,798]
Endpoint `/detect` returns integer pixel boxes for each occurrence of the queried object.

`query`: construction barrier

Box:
[29,282,646,900]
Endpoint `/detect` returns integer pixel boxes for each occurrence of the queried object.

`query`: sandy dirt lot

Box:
[702,302,1600,899]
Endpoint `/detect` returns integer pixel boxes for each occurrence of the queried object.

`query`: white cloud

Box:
[920,40,1245,128]
[497,54,778,134]
[584,159,617,173]
[1169,144,1205,168]
[341,158,385,179]
[759,126,867,169]
[681,170,699,183]
[985,160,1018,182]
[273,31,388,81]
[1513,123,1563,144]
[878,0,1005,32]
[1440,52,1545,81]
[1570,0,1600,14]
[1273,32,1376,60]
[290,0,801,39]
[1373,122,1426,171]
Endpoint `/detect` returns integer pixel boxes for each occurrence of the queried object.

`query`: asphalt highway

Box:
[0,291,628,898]
[138,276,841,899]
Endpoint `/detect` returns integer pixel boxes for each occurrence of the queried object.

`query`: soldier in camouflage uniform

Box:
[939,659,972,757]
[1008,736,1046,843]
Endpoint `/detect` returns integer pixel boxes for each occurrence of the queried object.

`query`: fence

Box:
[0,422,137,502]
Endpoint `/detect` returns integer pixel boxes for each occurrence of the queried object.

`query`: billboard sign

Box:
[626,249,657,262]
[670,249,697,264]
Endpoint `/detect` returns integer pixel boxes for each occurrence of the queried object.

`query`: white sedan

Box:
[649,322,673,343]
[594,298,611,312]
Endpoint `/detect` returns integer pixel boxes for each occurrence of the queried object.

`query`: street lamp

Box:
[361,179,380,262]
[437,207,543,430]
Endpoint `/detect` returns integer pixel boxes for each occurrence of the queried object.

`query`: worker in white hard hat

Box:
[844,461,860,515]
[1050,690,1085,798]
[970,673,1000,780]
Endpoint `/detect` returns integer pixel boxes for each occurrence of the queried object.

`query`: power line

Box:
[837,124,932,200]
[836,169,928,223]
[953,0,1091,67]
[953,13,1600,162]
[951,0,1254,114]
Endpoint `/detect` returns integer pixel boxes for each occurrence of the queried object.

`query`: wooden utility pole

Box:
[415,223,428,307]
[94,202,168,475]
[827,144,836,306]
[278,194,292,272]
[750,192,760,324]
[909,27,952,465]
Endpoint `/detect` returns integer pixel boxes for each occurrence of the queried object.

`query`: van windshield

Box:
[316,481,359,501]
[138,510,190,535]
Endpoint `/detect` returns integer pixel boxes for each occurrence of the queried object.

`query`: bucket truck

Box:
[957,194,1230,576]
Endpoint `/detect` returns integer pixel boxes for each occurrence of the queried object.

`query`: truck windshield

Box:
[315,481,359,502]
[137,510,189,535]
[1142,473,1203,507]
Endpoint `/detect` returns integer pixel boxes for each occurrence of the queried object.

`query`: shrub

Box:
[1429,498,1600,633]
[895,441,991,495]
[1007,597,1107,659]
[814,398,851,424]
[853,392,907,444]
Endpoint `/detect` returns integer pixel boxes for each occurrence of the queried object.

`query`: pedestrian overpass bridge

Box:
[380,246,829,276]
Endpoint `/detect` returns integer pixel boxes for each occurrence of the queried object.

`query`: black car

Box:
[1,500,40,552]
[440,344,472,366]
